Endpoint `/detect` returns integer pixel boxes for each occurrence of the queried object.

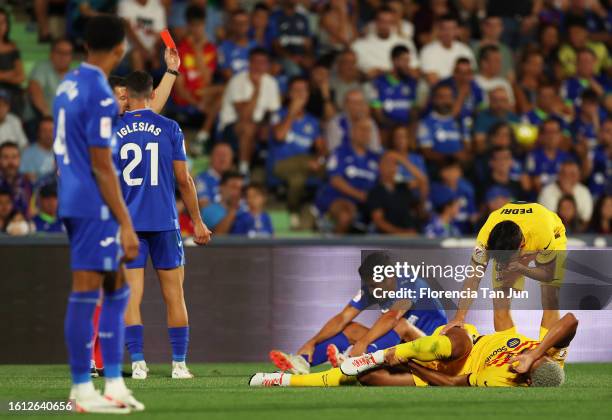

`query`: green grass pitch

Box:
[1,363,611,419]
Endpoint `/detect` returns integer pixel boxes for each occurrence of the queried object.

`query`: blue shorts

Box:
[126,230,184,270]
[63,217,122,272]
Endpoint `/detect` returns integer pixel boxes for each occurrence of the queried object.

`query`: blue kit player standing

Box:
[54,16,143,413]
[115,71,212,380]
[269,252,447,375]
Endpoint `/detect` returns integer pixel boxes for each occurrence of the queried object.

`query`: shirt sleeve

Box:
[171,121,187,161]
[417,121,433,148]
[85,88,118,148]
[348,288,369,310]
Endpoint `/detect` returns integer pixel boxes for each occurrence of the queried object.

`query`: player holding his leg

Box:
[54,16,143,413]
[115,71,211,380]
[270,252,447,375]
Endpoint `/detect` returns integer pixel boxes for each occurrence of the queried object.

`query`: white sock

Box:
[372,350,385,364]
[104,377,127,395]
[280,373,292,387]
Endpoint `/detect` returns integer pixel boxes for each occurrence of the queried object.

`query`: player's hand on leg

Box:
[121,224,140,262]
[349,341,368,357]
[440,318,464,335]
[193,222,212,245]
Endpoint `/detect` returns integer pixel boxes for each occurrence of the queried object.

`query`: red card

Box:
[160,29,176,49]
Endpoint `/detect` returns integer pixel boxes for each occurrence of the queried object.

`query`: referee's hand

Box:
[193,221,212,246]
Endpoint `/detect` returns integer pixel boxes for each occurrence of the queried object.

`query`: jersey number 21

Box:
[120,143,159,186]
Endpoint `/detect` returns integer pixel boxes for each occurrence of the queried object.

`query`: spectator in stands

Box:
[419,14,475,85]
[417,83,470,165]
[513,50,545,114]
[20,117,55,182]
[587,118,612,197]
[522,83,571,132]
[272,77,325,227]
[571,89,603,152]
[330,49,363,111]
[201,171,244,234]
[0,142,32,216]
[558,16,609,78]
[119,0,167,71]
[366,45,419,134]
[441,57,484,123]
[539,160,593,224]
[34,0,68,42]
[315,118,380,232]
[66,0,118,49]
[249,2,274,51]
[429,157,476,234]
[478,146,527,204]
[474,44,514,105]
[219,47,281,176]
[351,6,418,79]
[218,9,257,80]
[231,183,274,237]
[475,186,511,231]
[326,88,381,152]
[563,0,609,39]
[588,194,612,234]
[172,4,222,148]
[0,8,25,116]
[271,0,313,76]
[471,15,514,80]
[561,48,608,104]
[556,193,584,234]
[0,187,14,233]
[27,38,72,123]
[538,23,561,83]
[473,87,519,152]
[305,60,337,122]
[318,0,357,56]
[367,151,425,235]
[424,186,461,238]
[526,119,572,193]
[412,0,457,48]
[196,142,233,208]
[32,182,64,233]
[389,125,428,199]
[365,0,414,42]
[0,90,28,149]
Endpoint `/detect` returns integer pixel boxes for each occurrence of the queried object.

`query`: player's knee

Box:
[444,327,472,359]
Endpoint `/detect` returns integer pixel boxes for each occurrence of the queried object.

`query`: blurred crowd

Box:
[0,0,611,237]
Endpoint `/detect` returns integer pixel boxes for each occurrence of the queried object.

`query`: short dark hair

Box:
[220,170,244,185]
[253,2,270,12]
[246,182,267,196]
[358,252,392,284]
[185,5,206,22]
[108,75,126,89]
[437,13,458,25]
[85,15,126,52]
[441,156,461,170]
[490,145,511,158]
[288,76,309,88]
[0,141,19,154]
[454,57,472,68]
[39,182,58,198]
[580,88,599,104]
[125,71,153,98]
[541,118,562,131]
[376,6,394,17]
[51,38,72,51]
[249,47,269,60]
[566,15,587,30]
[479,44,500,63]
[391,44,409,60]
[487,221,523,264]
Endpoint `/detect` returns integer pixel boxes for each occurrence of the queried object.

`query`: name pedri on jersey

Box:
[53,63,120,220]
[116,109,187,232]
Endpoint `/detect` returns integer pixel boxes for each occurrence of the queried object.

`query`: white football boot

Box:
[131,361,149,380]
[269,350,310,374]
[104,379,145,412]
[340,350,385,376]
[172,361,194,379]
[248,372,291,387]
[69,383,130,414]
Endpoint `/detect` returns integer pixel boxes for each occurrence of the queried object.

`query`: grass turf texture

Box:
[0,363,611,419]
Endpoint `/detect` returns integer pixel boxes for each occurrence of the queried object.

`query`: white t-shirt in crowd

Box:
[118,0,167,51]
[219,71,281,129]
[419,40,475,80]
[474,74,516,106]
[0,113,28,149]
[539,182,593,223]
[351,33,420,73]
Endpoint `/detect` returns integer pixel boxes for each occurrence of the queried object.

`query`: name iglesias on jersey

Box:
[117,121,162,138]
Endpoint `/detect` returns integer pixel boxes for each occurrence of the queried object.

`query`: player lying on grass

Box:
[269,252,447,375]
[442,201,567,341]
[116,71,212,380]
[250,312,577,387]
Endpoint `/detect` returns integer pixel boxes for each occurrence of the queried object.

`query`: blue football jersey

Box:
[116,109,187,231]
[370,74,418,124]
[525,147,571,186]
[231,210,274,237]
[195,168,221,204]
[218,39,258,75]
[417,112,467,154]
[270,108,320,161]
[53,63,119,220]
[589,146,612,197]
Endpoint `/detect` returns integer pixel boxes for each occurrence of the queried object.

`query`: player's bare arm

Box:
[298,305,361,362]
[441,259,487,334]
[510,313,579,374]
[504,256,556,284]
[151,48,180,114]
[90,147,139,261]
[173,160,212,245]
[350,303,409,356]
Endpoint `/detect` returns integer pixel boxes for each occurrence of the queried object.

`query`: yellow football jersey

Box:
[473,202,566,267]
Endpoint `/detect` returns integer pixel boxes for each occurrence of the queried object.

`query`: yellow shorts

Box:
[492,245,567,290]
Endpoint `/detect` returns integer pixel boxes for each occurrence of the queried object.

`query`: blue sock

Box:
[366,330,401,353]
[125,325,144,362]
[65,289,100,384]
[303,332,350,366]
[99,285,130,379]
[168,327,189,362]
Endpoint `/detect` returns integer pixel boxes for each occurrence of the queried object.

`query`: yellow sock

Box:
[386,335,452,363]
[539,326,549,341]
[289,368,356,387]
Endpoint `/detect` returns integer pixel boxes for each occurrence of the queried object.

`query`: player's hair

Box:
[391,45,409,60]
[185,5,206,22]
[108,75,126,89]
[478,44,500,64]
[84,15,125,52]
[249,47,269,60]
[358,252,392,284]
[125,71,153,99]
[530,360,565,387]
[487,221,523,264]
[220,170,244,185]
[580,88,599,104]
[0,141,19,154]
